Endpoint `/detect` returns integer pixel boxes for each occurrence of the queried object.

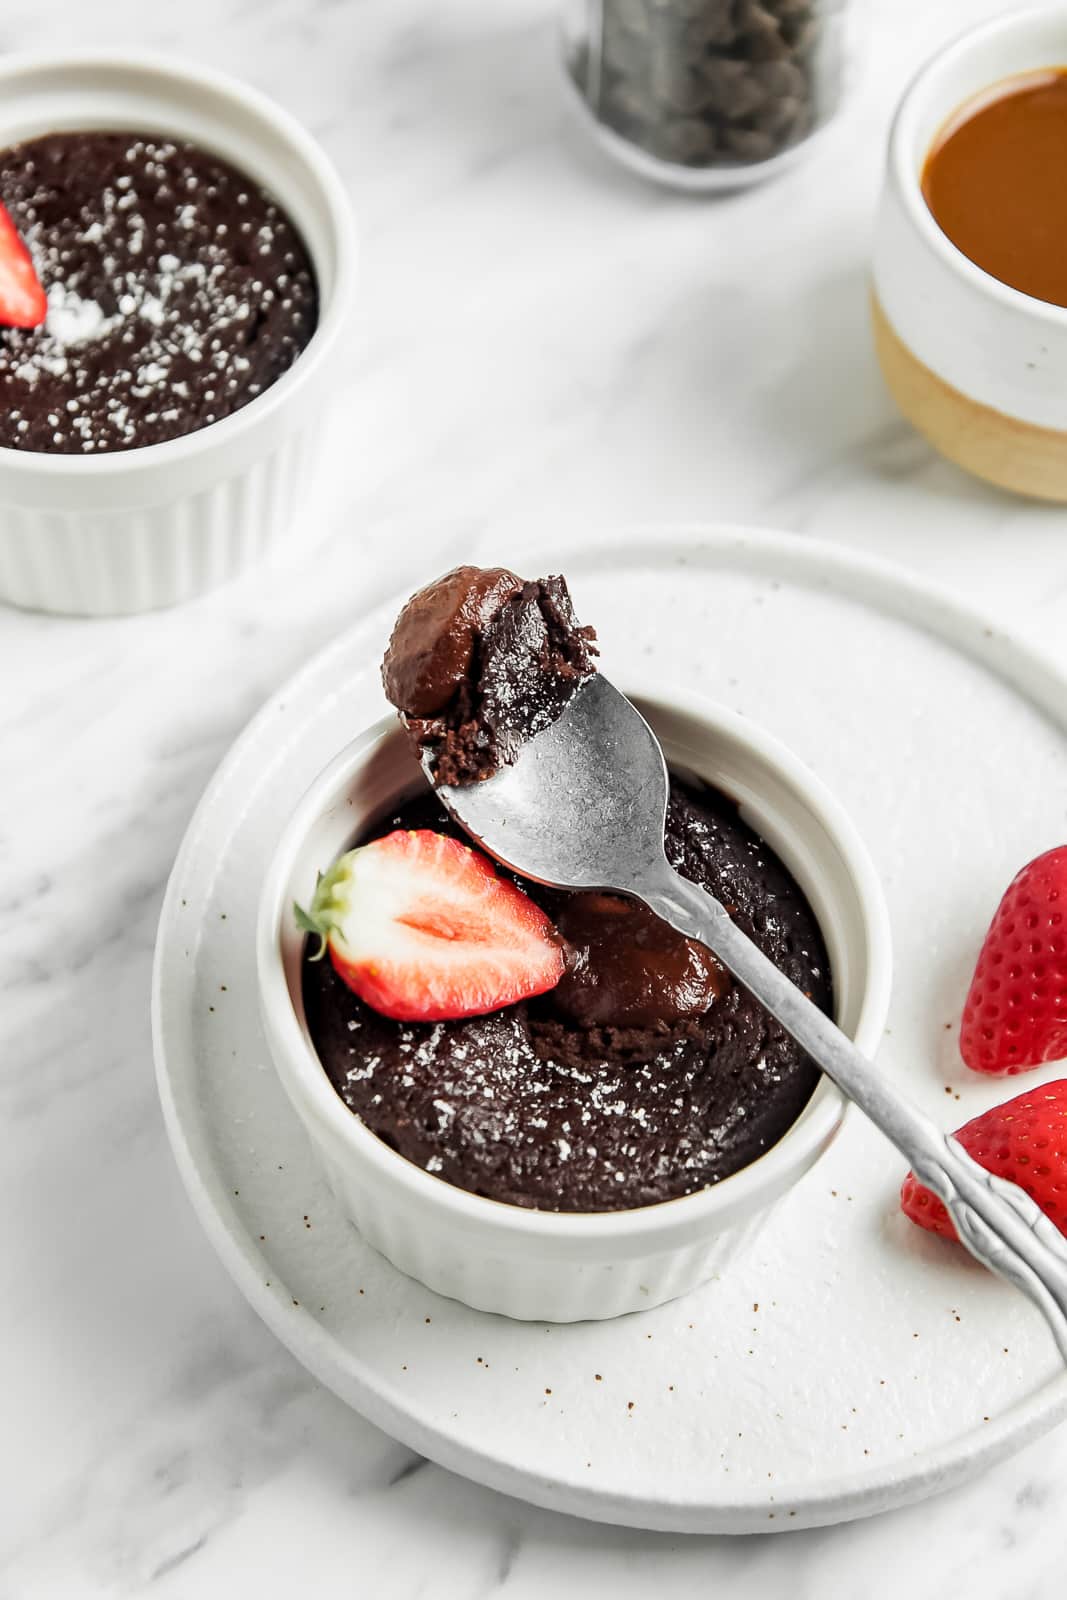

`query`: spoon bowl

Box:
[430,675,670,893]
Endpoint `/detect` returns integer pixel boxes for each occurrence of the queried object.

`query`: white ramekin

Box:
[872,6,1067,500]
[257,686,892,1323]
[0,52,356,615]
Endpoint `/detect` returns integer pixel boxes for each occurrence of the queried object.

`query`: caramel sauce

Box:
[922,68,1067,308]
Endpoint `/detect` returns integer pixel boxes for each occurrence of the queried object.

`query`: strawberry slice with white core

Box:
[0,202,46,328]
[295,828,564,1022]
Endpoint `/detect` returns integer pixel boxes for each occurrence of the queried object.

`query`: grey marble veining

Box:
[3,0,1067,1594]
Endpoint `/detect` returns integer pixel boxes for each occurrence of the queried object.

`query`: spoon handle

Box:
[640,866,1067,1362]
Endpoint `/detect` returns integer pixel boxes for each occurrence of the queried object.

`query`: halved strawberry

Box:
[295,828,564,1021]
[901,1079,1067,1240]
[960,846,1067,1075]
[0,202,45,329]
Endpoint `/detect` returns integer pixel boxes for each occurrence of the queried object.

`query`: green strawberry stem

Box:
[293,853,356,960]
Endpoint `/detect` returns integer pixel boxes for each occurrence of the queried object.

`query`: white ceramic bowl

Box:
[872,6,1067,500]
[257,686,892,1323]
[0,51,356,615]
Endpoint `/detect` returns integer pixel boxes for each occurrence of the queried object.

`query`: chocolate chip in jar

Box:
[699,57,767,122]
[563,0,850,184]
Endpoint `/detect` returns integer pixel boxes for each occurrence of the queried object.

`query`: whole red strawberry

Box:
[959,845,1067,1075]
[901,1079,1067,1241]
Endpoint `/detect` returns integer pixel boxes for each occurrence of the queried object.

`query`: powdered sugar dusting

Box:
[0,132,317,454]
[302,784,834,1212]
[44,281,116,346]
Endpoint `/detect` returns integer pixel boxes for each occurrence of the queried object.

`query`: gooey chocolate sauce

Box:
[553,892,729,1030]
[922,68,1067,308]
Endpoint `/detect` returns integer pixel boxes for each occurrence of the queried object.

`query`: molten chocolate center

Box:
[554,892,729,1029]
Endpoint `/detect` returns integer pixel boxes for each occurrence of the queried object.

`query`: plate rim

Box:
[152,524,1067,1534]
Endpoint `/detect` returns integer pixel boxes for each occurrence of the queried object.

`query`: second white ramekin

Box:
[257,685,892,1323]
[0,52,357,615]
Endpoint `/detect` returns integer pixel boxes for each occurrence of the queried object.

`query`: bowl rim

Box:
[0,47,358,476]
[888,3,1067,330]
[256,680,893,1246]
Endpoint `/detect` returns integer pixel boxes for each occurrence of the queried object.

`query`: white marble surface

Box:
[3,0,1067,1594]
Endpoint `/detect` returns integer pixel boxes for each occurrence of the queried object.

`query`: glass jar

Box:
[561,0,854,191]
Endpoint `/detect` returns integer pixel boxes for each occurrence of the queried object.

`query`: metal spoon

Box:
[428,673,1067,1359]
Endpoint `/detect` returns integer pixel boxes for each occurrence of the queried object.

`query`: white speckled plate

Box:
[152,528,1067,1534]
